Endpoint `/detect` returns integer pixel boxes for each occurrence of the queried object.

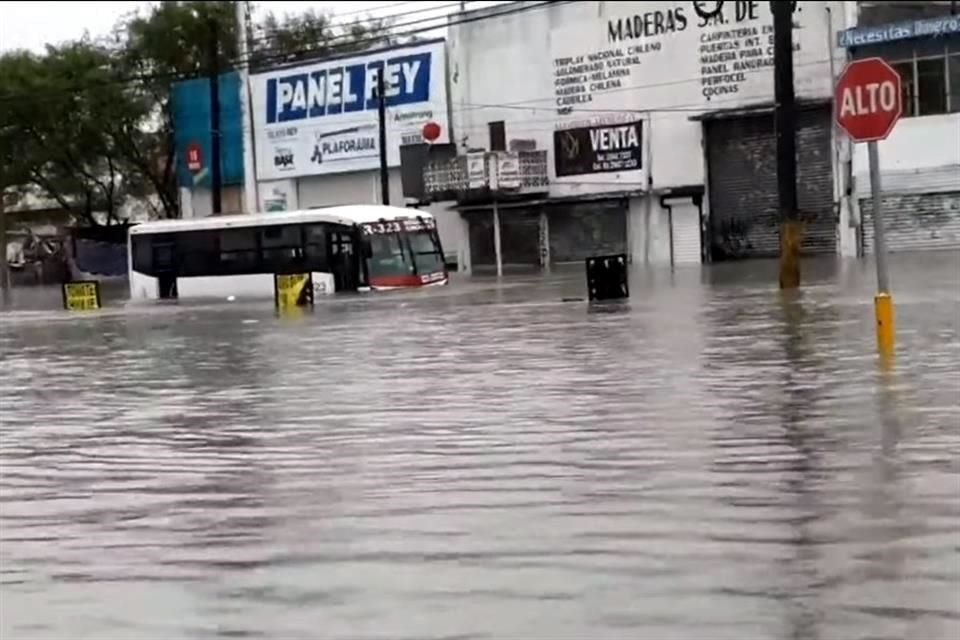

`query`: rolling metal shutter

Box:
[706,107,836,260]
[548,200,627,263]
[670,202,702,264]
[862,191,960,254]
[463,208,541,270]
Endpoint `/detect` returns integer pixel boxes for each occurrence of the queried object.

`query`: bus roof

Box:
[129,205,435,236]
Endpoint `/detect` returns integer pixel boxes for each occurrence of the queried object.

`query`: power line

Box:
[249,0,466,47]
[246,0,562,71]
[0,1,558,104]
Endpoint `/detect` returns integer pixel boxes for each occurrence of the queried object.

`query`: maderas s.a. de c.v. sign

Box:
[250,40,450,181]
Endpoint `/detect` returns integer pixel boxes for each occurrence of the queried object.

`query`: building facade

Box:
[441,0,854,272]
[171,1,959,274]
[174,40,462,264]
[838,3,960,255]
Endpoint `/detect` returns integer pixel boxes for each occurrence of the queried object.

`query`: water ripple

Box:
[1,254,959,639]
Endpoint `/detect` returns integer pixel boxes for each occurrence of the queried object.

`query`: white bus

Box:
[128,205,448,301]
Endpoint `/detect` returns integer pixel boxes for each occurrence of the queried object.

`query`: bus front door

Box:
[328,230,358,292]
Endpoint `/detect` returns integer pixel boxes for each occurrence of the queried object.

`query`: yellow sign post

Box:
[274,273,313,312]
[62,281,102,311]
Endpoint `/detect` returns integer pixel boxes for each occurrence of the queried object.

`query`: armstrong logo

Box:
[273,147,294,170]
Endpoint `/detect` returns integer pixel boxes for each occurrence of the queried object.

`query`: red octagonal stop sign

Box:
[835,57,903,142]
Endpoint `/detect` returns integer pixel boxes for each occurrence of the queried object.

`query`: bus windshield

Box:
[405,225,444,276]
[365,228,414,280]
[360,217,446,287]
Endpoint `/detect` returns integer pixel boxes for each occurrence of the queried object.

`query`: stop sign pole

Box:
[835,57,902,354]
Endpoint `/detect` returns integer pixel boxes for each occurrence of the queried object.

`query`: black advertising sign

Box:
[554,121,643,177]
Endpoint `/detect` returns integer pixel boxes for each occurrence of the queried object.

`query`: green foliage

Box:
[0,41,145,224]
[0,0,395,225]
[251,9,394,70]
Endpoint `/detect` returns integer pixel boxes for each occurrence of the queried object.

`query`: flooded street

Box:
[1,253,958,640]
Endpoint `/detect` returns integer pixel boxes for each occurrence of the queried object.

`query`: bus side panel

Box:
[130,271,158,300]
[177,274,274,299]
[311,272,336,296]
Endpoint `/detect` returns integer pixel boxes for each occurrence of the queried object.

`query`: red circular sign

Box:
[835,57,903,143]
[422,121,441,143]
[185,142,203,173]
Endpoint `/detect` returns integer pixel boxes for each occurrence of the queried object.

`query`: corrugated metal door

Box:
[862,191,960,254]
[670,202,702,264]
[548,200,627,263]
[464,208,541,270]
[500,210,541,268]
[706,107,835,260]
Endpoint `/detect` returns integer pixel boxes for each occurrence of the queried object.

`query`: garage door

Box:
[706,107,835,260]
[548,200,627,263]
[464,208,541,271]
[670,201,702,264]
[862,191,960,254]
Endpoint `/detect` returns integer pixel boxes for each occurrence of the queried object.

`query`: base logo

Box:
[273,147,294,170]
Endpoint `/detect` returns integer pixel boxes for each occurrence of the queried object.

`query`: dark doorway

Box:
[328,229,359,292]
[152,241,178,299]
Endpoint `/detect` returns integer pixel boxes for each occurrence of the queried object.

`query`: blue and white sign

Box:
[838,15,960,48]
[251,40,449,180]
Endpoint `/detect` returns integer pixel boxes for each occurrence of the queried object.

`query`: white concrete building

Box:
[839,5,960,255]
[445,0,857,270]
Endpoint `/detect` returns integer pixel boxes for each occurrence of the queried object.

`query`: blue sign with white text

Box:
[838,15,960,48]
[251,40,449,180]
[265,52,432,124]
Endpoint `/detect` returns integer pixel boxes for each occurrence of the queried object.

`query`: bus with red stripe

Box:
[128,205,448,301]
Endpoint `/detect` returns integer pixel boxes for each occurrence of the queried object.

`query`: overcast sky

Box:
[0,1,493,53]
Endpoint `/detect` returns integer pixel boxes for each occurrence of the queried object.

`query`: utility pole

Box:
[377,70,390,206]
[772,0,801,289]
[208,17,223,215]
[236,0,258,213]
[0,190,9,307]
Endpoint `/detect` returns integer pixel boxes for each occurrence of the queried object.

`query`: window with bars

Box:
[888,48,960,117]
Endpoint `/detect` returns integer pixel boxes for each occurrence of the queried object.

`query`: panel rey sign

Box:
[554,121,643,177]
[250,40,449,180]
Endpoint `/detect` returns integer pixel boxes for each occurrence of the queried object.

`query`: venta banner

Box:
[250,40,449,181]
[554,121,643,177]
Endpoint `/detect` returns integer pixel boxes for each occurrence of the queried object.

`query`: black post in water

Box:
[208,17,223,215]
[772,0,800,289]
[377,70,390,206]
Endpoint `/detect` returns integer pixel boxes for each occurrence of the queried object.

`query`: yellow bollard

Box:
[779,220,804,290]
[875,293,895,353]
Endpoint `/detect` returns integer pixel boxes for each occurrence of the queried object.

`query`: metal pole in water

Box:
[868,140,894,352]
[377,71,390,206]
[773,0,801,289]
[208,17,222,215]
[493,199,503,278]
[0,192,10,307]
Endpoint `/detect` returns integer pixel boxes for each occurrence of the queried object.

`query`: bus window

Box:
[179,230,219,276]
[219,228,258,274]
[303,224,329,271]
[261,224,303,273]
[132,235,154,274]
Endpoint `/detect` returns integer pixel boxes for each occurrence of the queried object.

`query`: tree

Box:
[0,41,148,225]
[0,0,400,225]
[116,1,394,219]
